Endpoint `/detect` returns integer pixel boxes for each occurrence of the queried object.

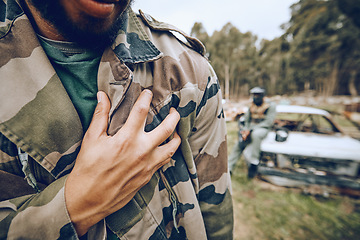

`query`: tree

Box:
[258,37,290,95]
[205,23,257,100]
[190,0,360,98]
[284,0,360,96]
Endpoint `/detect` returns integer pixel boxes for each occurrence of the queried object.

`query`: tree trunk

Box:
[348,70,358,96]
[244,83,250,97]
[224,64,230,100]
[258,77,264,89]
[270,75,277,95]
[325,61,339,97]
[233,80,240,100]
[304,81,310,92]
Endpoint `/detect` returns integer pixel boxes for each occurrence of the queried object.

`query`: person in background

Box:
[0,0,233,239]
[228,87,276,178]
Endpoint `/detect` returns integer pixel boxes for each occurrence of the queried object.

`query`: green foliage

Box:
[191,0,360,99]
[337,0,360,28]
[285,0,360,96]
[206,23,258,99]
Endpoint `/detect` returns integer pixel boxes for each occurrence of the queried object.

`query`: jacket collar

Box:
[0,0,162,177]
[0,0,23,23]
[111,9,162,63]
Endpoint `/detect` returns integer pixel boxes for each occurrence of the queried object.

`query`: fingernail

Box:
[97,92,102,103]
[143,89,153,96]
[170,107,179,114]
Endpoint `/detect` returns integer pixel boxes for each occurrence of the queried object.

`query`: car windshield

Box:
[274,112,341,134]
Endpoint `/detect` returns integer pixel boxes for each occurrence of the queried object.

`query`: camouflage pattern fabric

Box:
[0,0,234,239]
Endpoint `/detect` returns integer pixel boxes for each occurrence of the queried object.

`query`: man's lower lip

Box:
[77,0,117,18]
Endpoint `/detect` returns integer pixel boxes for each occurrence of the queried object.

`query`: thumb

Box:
[86,91,111,138]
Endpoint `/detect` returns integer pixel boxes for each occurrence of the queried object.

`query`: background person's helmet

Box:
[250,87,265,106]
[249,87,266,95]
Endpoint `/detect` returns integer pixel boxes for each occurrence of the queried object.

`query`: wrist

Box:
[64,175,107,236]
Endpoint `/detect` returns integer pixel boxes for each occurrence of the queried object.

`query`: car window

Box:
[315,115,339,134]
[275,112,340,134]
[298,114,315,132]
[332,113,360,139]
[274,112,301,131]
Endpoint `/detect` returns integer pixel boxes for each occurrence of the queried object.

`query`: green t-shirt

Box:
[38,36,101,131]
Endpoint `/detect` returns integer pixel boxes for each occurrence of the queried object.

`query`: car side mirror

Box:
[275,128,289,142]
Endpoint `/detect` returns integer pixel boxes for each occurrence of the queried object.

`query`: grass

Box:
[226,121,360,240]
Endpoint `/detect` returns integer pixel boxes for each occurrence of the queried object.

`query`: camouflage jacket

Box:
[0,0,233,239]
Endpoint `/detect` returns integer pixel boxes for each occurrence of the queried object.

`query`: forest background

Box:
[189,0,360,100]
[191,1,360,238]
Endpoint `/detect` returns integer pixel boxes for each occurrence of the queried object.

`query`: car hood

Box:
[261,132,360,162]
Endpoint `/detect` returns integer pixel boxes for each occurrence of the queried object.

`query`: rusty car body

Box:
[243,105,360,196]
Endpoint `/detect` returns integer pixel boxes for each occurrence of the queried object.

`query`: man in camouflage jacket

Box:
[0,0,233,239]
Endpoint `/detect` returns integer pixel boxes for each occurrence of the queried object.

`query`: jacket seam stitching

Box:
[0,12,24,39]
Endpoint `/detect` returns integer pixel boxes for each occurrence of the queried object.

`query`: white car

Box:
[245,105,360,193]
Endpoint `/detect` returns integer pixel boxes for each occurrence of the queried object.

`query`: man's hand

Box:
[241,130,251,141]
[65,90,181,236]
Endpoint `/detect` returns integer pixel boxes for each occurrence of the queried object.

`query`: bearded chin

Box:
[60,14,128,50]
[28,0,129,49]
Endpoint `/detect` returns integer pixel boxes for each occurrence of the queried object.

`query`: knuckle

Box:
[144,172,152,183]
[93,105,104,117]
[168,149,176,158]
[163,148,176,161]
[162,126,174,137]
[162,157,171,167]
[134,103,149,115]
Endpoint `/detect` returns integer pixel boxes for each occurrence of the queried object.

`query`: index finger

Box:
[86,91,111,138]
[147,108,180,147]
[123,89,153,131]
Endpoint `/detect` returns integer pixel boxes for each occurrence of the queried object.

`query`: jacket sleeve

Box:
[189,62,234,240]
[0,175,80,239]
[0,174,106,240]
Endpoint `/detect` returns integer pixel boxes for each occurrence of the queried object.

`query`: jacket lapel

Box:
[98,9,162,118]
[0,14,83,178]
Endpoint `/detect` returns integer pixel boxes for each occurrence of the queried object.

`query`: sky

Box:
[132,0,298,41]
